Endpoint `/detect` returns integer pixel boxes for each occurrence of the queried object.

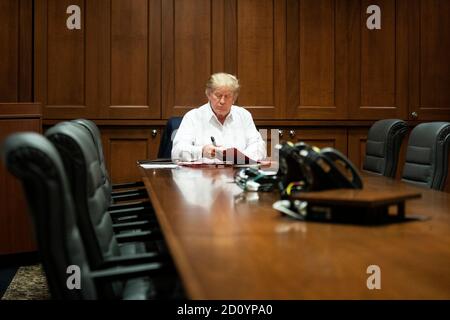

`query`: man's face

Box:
[207,87,235,119]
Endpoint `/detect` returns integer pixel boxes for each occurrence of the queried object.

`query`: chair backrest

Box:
[1,133,97,300]
[402,122,450,190]
[45,122,121,269]
[158,117,183,159]
[71,119,112,202]
[363,119,408,178]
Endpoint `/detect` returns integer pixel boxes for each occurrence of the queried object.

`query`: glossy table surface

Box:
[140,166,450,299]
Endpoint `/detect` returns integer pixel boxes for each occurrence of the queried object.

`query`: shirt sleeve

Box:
[241,110,267,161]
[171,112,203,161]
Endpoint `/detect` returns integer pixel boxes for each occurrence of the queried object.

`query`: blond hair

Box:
[205,73,240,98]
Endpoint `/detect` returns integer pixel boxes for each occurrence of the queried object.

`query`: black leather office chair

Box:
[1,133,168,299]
[158,117,183,159]
[46,122,163,241]
[363,119,408,178]
[46,122,182,297]
[68,119,154,223]
[402,122,450,190]
[45,121,166,256]
[71,119,147,203]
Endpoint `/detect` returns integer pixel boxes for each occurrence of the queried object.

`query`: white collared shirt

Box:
[171,103,267,161]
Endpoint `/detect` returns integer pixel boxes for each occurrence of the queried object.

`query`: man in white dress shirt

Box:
[171,73,267,162]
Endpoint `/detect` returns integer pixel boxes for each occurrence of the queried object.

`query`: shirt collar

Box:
[207,102,235,125]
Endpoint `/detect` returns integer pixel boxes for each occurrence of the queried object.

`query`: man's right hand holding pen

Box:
[202,136,223,159]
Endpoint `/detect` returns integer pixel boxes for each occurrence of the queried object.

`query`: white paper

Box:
[139,163,179,169]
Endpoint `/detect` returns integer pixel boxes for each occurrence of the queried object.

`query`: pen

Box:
[211,136,217,147]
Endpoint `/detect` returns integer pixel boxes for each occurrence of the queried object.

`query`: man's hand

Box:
[202,144,218,159]
[203,144,227,159]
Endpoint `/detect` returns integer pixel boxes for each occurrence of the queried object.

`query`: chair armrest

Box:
[111,191,148,203]
[108,206,148,216]
[90,262,172,283]
[115,230,162,243]
[111,181,145,190]
[112,188,147,198]
[112,220,153,232]
[101,252,169,268]
[108,200,151,211]
[108,206,157,224]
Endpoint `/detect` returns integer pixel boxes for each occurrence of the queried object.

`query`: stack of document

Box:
[177,158,233,167]
[138,159,179,169]
[140,163,178,169]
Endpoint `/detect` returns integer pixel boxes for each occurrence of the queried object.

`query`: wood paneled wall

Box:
[1,0,450,185]
[34,0,162,119]
[101,127,162,183]
[0,103,41,254]
[0,0,33,102]
[31,0,450,121]
[410,0,450,120]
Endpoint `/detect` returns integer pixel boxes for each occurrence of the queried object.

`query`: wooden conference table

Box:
[139,166,450,299]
